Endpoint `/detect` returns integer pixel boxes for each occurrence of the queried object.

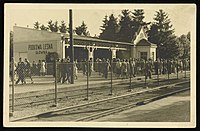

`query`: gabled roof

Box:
[131,26,148,42]
[136,39,157,46]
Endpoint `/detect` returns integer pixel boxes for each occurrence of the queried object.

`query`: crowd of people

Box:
[56,56,77,84]
[9,58,47,84]
[10,56,190,85]
[91,57,190,80]
[75,57,190,80]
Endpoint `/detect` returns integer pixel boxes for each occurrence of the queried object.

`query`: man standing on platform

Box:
[145,59,153,79]
[15,58,26,84]
[24,58,34,84]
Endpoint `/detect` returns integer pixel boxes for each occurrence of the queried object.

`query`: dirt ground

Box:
[95,90,190,122]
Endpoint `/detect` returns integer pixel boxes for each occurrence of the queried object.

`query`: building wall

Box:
[150,47,157,61]
[136,46,156,60]
[14,40,60,63]
[13,26,62,63]
[13,26,61,42]
[116,50,131,59]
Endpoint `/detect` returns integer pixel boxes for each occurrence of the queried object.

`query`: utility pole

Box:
[69,9,74,84]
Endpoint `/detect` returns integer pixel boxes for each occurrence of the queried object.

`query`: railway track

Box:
[13,80,190,122]
[9,73,188,109]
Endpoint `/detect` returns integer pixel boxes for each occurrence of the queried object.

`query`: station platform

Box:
[9,71,190,95]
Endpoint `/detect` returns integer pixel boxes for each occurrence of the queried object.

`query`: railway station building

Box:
[13,26,157,63]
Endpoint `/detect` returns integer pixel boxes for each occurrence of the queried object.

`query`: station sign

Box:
[25,42,58,63]
[28,43,54,55]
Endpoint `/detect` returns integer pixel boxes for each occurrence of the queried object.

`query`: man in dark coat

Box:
[145,59,153,79]
[15,58,26,84]
[154,60,158,75]
[104,59,110,79]
[59,59,66,84]
[24,58,34,84]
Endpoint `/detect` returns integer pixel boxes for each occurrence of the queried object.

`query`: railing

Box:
[9,58,190,116]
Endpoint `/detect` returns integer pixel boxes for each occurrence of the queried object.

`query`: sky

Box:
[5,4,196,37]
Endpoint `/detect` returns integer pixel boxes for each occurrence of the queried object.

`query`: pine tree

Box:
[117,9,133,42]
[186,32,191,59]
[40,24,48,31]
[99,14,118,41]
[47,20,55,32]
[47,20,59,32]
[99,15,109,39]
[100,15,108,31]
[59,20,67,33]
[75,21,90,36]
[75,26,82,35]
[147,24,159,44]
[81,22,90,36]
[147,9,178,59]
[33,21,40,29]
[132,9,150,33]
[132,9,145,24]
[177,33,190,59]
[187,32,190,41]
[54,20,59,32]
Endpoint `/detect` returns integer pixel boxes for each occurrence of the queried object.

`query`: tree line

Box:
[33,20,90,36]
[99,9,190,60]
[32,9,190,60]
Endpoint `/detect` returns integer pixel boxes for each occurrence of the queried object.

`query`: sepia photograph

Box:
[4,3,196,127]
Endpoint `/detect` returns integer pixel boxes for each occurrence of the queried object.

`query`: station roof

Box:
[71,35,133,46]
[136,39,157,47]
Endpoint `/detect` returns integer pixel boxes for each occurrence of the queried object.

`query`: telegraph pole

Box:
[69,9,74,84]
